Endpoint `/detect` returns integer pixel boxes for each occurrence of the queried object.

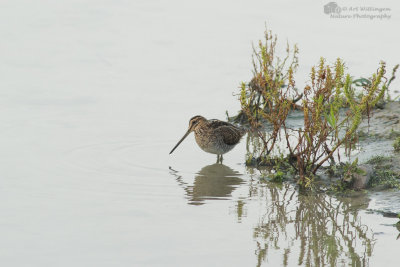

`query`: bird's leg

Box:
[220,154,223,163]
[216,154,221,164]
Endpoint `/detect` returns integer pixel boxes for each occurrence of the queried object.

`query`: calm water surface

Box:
[0,0,399,266]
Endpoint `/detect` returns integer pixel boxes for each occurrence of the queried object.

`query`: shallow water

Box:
[0,0,400,266]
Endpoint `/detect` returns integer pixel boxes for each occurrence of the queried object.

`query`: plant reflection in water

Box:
[249,181,374,267]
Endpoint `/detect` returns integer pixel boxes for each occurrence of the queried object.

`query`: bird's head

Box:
[187,115,206,132]
[169,115,206,154]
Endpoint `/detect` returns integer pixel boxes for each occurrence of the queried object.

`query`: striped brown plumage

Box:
[169,115,245,163]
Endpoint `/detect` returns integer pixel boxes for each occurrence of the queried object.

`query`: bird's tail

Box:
[237,126,249,137]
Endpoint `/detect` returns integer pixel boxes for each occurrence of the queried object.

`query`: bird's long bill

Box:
[169,130,191,154]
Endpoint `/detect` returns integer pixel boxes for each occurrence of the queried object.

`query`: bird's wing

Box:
[208,119,235,128]
[216,126,243,146]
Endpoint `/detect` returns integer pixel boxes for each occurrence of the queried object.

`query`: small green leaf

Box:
[330,105,336,127]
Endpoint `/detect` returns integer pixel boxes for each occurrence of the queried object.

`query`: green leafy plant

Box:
[393,137,400,152]
[271,170,284,182]
[240,27,399,186]
[342,158,364,183]
[238,28,300,156]
[284,60,396,183]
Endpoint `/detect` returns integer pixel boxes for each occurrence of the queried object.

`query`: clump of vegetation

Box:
[397,213,400,240]
[239,27,399,187]
[235,29,300,124]
[261,170,286,183]
[369,169,400,189]
[342,159,365,183]
[389,129,400,139]
[271,170,284,182]
[286,59,398,185]
[366,156,400,189]
[393,137,400,152]
[237,29,300,156]
[366,155,389,165]
[329,159,366,192]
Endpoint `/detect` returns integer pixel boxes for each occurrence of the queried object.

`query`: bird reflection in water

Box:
[169,163,244,205]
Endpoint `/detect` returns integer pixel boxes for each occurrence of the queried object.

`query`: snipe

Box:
[169,115,245,163]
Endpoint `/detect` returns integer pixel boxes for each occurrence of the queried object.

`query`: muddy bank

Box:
[351,101,400,190]
[359,101,400,138]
